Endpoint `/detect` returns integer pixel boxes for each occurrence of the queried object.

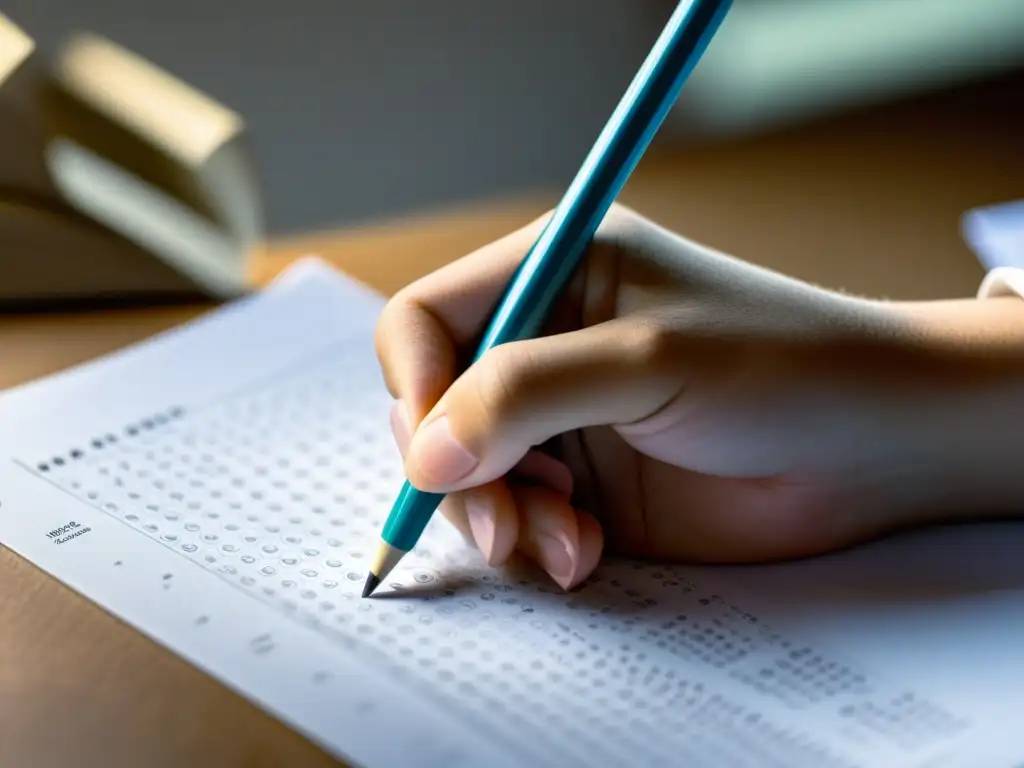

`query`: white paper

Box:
[0,257,1020,768]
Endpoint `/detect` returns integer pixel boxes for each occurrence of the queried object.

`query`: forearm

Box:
[891,296,1024,362]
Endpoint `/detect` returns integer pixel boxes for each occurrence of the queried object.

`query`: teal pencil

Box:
[365,0,733,597]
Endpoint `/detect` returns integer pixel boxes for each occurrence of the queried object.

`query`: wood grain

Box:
[1,73,1022,767]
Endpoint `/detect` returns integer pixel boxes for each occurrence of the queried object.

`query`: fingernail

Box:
[465,498,496,564]
[409,416,478,486]
[513,450,574,496]
[536,532,576,590]
[389,400,413,457]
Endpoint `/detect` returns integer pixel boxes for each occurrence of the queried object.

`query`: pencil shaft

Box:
[373,0,734,560]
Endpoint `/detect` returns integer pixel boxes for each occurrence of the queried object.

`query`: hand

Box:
[375,204,1024,589]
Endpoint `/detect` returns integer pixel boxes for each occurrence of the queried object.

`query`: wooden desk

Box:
[1,76,1022,767]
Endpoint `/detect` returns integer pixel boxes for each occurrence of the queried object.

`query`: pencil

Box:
[365,0,733,597]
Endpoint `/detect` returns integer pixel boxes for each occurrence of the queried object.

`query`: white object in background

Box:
[962,199,1024,273]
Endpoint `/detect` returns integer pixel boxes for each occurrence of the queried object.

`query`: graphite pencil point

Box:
[362,572,381,598]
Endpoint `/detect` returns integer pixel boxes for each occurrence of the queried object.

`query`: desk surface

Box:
[2,78,1023,767]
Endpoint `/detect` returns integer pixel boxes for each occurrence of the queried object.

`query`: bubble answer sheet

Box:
[2,257,1024,768]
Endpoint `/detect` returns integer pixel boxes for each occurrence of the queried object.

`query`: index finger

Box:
[374,211,551,425]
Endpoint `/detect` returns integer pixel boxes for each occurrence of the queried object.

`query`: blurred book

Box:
[0,16,262,308]
[0,13,55,201]
[672,0,1024,135]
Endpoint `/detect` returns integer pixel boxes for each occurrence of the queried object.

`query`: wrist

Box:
[879,297,1024,519]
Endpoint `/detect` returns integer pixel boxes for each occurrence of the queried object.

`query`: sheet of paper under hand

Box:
[1,257,1021,768]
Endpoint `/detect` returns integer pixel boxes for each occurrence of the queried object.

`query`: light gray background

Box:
[8,1,674,236]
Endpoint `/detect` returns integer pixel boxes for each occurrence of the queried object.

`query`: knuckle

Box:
[628,320,681,372]
[593,205,645,273]
[373,293,404,356]
[372,292,415,396]
[604,201,637,226]
[372,317,389,366]
[597,202,640,240]
[472,343,535,423]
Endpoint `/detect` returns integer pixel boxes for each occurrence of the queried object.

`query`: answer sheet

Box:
[0,258,1021,768]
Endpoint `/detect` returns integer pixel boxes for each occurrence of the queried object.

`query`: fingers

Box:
[390,400,601,589]
[376,209,642,589]
[444,480,520,567]
[450,480,603,590]
[374,212,551,424]
[511,449,574,497]
[403,316,684,493]
[391,397,495,548]
[508,485,604,590]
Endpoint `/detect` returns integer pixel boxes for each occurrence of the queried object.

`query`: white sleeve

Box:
[963,199,1024,299]
[977,267,1024,300]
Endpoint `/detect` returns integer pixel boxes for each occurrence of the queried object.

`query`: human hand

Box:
[375,205,1024,589]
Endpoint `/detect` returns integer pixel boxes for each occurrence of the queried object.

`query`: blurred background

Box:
[11,0,1024,237]
[3,0,1024,317]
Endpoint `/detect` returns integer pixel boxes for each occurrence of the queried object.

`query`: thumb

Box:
[402,317,683,492]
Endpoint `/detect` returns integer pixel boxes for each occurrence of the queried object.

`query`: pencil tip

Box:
[362,573,381,598]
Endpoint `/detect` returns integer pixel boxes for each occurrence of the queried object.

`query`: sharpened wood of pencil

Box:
[363,541,406,598]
